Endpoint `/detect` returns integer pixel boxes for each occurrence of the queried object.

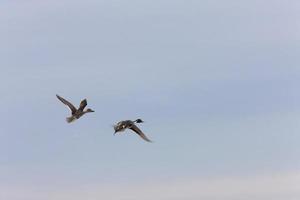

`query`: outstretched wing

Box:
[129,124,152,142]
[56,94,77,114]
[78,99,87,111]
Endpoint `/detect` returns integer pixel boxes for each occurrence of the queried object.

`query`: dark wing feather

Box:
[56,95,77,114]
[129,124,152,142]
[78,99,87,111]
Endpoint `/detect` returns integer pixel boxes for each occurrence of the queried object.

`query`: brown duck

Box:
[56,94,94,123]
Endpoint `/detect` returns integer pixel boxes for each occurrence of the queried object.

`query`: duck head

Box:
[86,108,95,113]
[134,119,144,123]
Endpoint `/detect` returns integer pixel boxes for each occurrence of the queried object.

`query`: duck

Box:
[113,119,152,142]
[56,94,94,123]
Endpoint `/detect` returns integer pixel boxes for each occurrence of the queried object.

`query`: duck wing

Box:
[129,124,152,142]
[56,95,77,114]
[78,99,87,111]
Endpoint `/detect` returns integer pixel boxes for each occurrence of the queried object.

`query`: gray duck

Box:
[113,119,152,142]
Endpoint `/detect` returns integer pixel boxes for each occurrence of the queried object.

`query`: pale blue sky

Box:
[1,0,300,199]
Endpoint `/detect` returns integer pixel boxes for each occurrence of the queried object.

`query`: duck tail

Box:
[66,116,76,123]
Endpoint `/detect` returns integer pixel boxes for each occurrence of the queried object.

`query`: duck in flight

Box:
[113,119,152,142]
[56,94,94,123]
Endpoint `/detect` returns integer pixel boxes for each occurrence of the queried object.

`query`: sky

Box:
[0,0,300,199]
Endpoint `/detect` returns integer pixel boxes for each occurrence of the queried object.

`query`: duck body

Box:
[114,120,134,132]
[66,110,92,123]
